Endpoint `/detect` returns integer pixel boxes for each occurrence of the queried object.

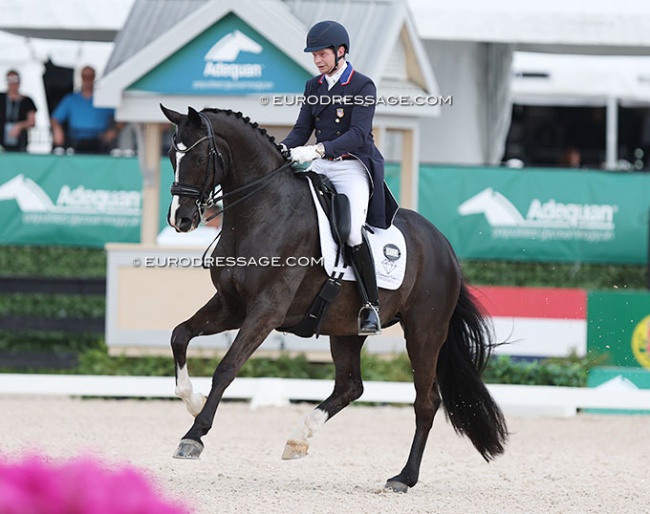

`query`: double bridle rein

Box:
[170,111,292,221]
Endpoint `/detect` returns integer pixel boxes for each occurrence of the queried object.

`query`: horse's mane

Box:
[202,108,283,154]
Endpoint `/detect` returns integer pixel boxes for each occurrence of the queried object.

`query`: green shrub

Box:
[0,245,640,386]
[38,347,598,388]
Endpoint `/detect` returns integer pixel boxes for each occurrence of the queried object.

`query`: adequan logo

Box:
[0,173,141,228]
[457,187,618,243]
[203,29,263,80]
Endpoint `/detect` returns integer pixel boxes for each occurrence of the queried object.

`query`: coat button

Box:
[336,131,341,135]
[317,129,322,134]
[335,118,340,123]
[316,117,320,121]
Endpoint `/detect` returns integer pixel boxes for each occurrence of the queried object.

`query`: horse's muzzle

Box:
[176,216,195,232]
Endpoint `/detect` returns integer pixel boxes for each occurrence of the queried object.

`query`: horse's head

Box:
[161,104,224,233]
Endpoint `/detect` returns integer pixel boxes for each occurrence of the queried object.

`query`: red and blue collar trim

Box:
[317,63,355,85]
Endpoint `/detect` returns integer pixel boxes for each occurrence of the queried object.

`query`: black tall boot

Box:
[347,240,381,335]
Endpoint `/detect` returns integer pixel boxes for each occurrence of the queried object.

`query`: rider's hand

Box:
[290,144,324,164]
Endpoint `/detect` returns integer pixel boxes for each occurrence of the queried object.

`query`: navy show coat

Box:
[282,63,398,229]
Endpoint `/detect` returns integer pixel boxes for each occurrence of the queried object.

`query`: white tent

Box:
[0,0,133,152]
[0,0,134,41]
[512,52,650,107]
[407,0,650,167]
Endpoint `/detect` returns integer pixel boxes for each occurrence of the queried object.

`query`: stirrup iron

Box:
[358,302,381,336]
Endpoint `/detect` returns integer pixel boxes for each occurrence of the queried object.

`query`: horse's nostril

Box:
[178,217,193,232]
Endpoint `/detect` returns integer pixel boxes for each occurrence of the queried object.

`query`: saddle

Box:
[279,170,349,338]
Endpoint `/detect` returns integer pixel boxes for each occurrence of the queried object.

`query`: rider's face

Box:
[312,47,345,76]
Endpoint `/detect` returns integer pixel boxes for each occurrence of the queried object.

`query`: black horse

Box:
[160,105,507,493]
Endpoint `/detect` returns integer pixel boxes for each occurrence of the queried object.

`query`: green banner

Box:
[418,166,650,264]
[587,291,650,369]
[0,154,142,247]
[3,155,650,262]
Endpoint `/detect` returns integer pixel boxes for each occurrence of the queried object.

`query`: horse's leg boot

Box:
[347,241,381,336]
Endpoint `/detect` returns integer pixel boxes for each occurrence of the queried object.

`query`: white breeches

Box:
[308,158,370,246]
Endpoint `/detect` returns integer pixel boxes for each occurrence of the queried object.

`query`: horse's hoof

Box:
[384,480,409,493]
[281,438,309,460]
[173,438,204,459]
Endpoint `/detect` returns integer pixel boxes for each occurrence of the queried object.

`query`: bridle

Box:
[170,112,223,209]
[169,111,292,220]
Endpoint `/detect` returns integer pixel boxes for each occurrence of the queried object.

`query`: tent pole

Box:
[140,123,161,245]
[605,96,618,170]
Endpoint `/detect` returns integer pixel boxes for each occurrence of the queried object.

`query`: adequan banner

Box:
[418,166,650,264]
[0,154,142,247]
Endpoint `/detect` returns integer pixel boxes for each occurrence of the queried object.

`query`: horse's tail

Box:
[436,281,508,461]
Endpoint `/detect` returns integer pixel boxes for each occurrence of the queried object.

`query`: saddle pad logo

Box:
[381,244,401,275]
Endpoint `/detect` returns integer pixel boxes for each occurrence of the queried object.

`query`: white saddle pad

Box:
[307,178,406,290]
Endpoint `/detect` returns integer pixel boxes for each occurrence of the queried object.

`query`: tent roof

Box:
[512,51,650,106]
[408,0,650,53]
[0,0,135,41]
[96,0,440,120]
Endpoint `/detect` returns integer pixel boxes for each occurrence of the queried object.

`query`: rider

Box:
[281,20,399,336]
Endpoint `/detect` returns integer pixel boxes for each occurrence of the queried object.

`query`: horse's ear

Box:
[187,107,203,128]
[160,104,183,125]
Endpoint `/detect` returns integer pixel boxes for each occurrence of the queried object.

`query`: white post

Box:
[140,123,162,244]
[399,127,419,211]
[605,96,618,170]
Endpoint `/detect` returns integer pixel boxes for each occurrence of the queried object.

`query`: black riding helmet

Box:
[304,20,350,54]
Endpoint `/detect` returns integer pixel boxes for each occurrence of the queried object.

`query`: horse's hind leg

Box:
[172,292,240,417]
[385,323,447,493]
[282,335,365,460]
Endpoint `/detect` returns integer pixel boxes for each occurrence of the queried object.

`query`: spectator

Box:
[0,69,37,152]
[51,66,121,154]
[559,146,582,168]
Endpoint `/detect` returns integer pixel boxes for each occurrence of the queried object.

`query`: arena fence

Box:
[0,374,648,417]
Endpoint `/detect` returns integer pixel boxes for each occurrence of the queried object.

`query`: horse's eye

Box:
[196,155,206,165]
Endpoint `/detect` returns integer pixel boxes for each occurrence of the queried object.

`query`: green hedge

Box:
[0,246,646,286]
[0,245,643,386]
[0,346,597,388]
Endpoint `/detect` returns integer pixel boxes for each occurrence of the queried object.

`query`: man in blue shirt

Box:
[281,21,399,335]
[51,66,120,154]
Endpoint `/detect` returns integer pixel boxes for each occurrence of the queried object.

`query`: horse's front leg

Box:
[173,309,284,459]
[172,292,241,417]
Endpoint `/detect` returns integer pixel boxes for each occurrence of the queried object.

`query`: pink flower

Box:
[0,456,189,514]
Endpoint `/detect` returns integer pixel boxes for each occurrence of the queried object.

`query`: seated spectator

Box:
[558,146,582,169]
[0,69,37,152]
[51,66,121,154]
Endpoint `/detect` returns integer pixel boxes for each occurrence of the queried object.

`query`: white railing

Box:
[1,374,648,417]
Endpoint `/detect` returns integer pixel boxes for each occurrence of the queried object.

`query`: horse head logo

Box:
[0,174,54,212]
[458,187,525,226]
[204,30,263,62]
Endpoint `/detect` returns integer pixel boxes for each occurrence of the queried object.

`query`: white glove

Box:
[290,145,323,164]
